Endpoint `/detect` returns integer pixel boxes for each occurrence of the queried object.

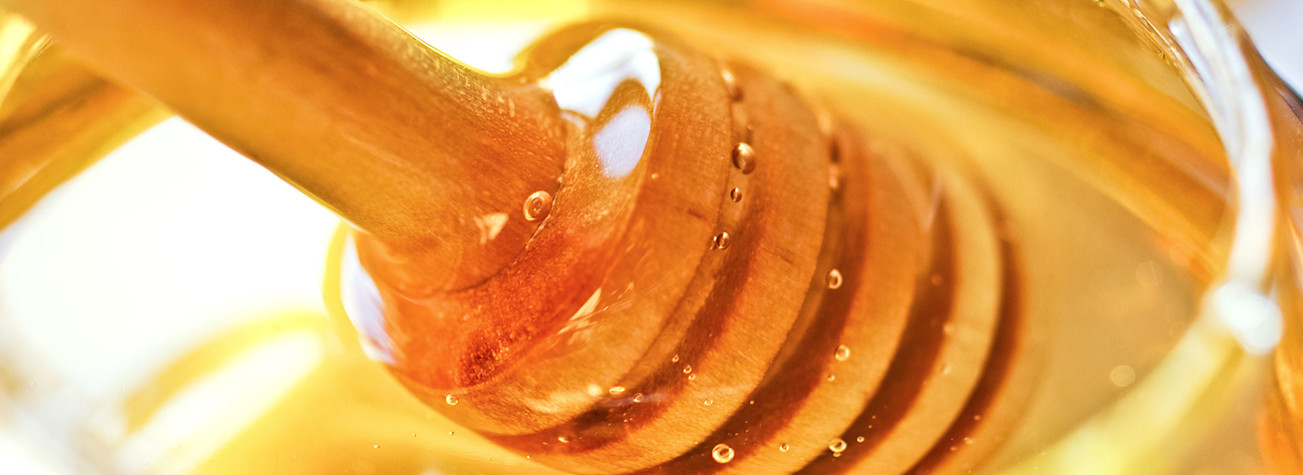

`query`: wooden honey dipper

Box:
[3,0,1025,472]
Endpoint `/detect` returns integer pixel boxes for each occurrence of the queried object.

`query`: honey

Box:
[0,0,1299,474]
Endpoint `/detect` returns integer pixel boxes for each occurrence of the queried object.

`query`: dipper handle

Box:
[2,0,567,290]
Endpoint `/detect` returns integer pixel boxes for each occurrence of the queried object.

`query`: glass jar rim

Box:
[1002,0,1290,470]
[1109,0,1284,351]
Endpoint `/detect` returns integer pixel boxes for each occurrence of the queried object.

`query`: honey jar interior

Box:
[0,0,1281,473]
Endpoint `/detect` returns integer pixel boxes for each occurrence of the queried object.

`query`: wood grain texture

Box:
[2,0,567,290]
[0,1,1029,470]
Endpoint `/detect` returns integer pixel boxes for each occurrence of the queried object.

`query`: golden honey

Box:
[1,0,1300,473]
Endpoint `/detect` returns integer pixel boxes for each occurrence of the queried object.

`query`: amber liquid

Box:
[0,0,1267,473]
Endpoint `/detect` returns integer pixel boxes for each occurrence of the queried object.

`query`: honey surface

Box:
[0,0,1270,473]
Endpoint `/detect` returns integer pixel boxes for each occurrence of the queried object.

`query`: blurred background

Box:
[0,0,1299,473]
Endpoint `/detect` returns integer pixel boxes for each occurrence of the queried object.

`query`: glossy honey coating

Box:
[3,0,570,293]
[0,0,1286,471]
[343,24,1026,473]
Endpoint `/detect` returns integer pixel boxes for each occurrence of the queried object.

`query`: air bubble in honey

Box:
[834,344,851,361]
[826,269,843,289]
[712,232,731,250]
[523,190,553,222]
[712,443,736,463]
[732,142,756,173]
[721,69,742,101]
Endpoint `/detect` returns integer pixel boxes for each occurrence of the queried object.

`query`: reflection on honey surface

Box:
[0,0,1290,473]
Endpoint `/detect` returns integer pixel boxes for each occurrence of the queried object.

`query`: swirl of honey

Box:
[342,24,1025,474]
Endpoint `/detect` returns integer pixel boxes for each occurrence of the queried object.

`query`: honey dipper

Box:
[2,0,1024,472]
